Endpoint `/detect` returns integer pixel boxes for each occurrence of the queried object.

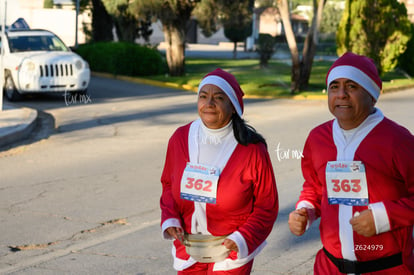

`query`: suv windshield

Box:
[8,34,69,53]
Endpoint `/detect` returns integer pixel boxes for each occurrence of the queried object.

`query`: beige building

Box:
[400,0,414,22]
[256,7,308,38]
[3,0,90,47]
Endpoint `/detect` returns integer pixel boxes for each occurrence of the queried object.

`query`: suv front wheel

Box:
[3,72,23,101]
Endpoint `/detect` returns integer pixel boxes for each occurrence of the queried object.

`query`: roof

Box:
[6,29,55,37]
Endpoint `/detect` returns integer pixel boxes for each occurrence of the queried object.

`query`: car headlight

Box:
[22,61,36,72]
[75,60,83,70]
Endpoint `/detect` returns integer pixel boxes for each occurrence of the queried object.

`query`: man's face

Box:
[328,78,376,130]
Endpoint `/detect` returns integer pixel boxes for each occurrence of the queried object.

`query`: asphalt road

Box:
[0,76,413,274]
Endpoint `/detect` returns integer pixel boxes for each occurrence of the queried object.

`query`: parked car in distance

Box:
[1,28,90,101]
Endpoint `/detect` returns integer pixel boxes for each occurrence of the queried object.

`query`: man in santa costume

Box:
[288,52,414,274]
[160,68,278,274]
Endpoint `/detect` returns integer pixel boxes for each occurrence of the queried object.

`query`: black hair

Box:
[232,113,267,147]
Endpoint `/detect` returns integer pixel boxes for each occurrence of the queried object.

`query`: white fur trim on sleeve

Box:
[296,200,317,230]
[161,218,182,240]
[368,202,390,234]
[227,231,248,259]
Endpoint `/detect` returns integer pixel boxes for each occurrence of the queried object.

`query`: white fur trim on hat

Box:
[327,65,381,100]
[198,75,243,117]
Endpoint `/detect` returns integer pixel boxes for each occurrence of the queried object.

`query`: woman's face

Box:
[198,84,234,129]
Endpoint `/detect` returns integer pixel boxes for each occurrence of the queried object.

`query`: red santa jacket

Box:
[160,122,278,262]
[298,117,414,271]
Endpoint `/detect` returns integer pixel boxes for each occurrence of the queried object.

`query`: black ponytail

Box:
[232,113,267,147]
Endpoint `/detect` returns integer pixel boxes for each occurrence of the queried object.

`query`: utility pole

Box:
[0,0,7,112]
[75,0,79,48]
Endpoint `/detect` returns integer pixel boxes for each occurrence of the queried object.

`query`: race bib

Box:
[326,161,368,206]
[180,162,220,204]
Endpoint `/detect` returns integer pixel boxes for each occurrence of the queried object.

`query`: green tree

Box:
[91,0,113,42]
[93,0,153,43]
[220,0,254,59]
[336,0,411,74]
[398,24,414,76]
[193,0,220,37]
[104,0,139,42]
[137,16,154,45]
[72,0,91,12]
[256,33,276,68]
[131,0,200,76]
[255,0,275,8]
[44,0,54,8]
[319,1,343,34]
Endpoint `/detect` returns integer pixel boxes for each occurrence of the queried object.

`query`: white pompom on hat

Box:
[326,52,382,100]
[198,68,244,117]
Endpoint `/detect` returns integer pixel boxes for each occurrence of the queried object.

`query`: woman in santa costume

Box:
[160,68,279,274]
[288,52,414,274]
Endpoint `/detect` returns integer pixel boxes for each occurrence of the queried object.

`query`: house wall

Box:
[258,7,282,37]
[135,20,230,46]
[3,0,90,47]
[19,9,90,47]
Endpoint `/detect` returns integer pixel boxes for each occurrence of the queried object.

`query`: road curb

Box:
[0,104,38,149]
[91,72,198,93]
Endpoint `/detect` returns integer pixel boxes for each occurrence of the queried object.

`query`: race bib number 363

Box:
[180,162,220,204]
[326,161,368,206]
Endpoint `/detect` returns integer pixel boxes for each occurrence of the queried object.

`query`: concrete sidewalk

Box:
[0,103,38,149]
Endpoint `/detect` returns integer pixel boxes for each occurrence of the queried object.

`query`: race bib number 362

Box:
[180,163,220,204]
[326,161,369,206]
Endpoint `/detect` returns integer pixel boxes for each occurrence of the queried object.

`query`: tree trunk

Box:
[278,0,300,94]
[163,24,186,76]
[91,0,113,42]
[233,41,238,59]
[279,0,326,93]
[299,0,326,90]
[300,31,316,91]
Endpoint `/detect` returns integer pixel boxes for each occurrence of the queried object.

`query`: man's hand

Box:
[288,208,309,236]
[349,210,376,237]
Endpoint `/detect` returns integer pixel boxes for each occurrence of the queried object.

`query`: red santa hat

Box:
[198,68,244,117]
[326,52,382,100]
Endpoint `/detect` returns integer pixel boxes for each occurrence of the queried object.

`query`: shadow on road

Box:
[2,75,276,151]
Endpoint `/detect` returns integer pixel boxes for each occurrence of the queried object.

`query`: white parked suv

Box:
[1,28,90,101]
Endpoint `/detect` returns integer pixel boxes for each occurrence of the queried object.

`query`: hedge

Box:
[75,42,167,76]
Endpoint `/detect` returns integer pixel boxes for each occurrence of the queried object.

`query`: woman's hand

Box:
[166,226,184,243]
[223,238,238,252]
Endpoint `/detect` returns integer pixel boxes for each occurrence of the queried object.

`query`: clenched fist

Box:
[288,208,309,236]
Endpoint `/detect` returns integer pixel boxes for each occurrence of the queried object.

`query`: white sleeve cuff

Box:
[161,218,182,240]
[368,202,390,234]
[296,200,317,230]
[227,231,248,259]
